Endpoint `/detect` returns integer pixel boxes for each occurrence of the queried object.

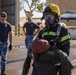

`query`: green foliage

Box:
[37,3,43,12]
[32,0,37,2]
[20,0,45,16]
[20,0,24,11]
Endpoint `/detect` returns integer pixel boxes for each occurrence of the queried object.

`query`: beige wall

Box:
[46,0,76,26]
[46,0,76,14]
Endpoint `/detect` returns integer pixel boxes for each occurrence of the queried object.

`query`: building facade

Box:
[0,0,19,25]
[46,0,76,26]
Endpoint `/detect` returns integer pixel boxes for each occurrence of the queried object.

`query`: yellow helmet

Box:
[43,3,60,16]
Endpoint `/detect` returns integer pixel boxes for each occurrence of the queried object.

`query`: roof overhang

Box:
[60,11,76,20]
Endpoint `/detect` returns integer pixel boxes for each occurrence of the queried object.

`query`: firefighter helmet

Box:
[43,3,60,16]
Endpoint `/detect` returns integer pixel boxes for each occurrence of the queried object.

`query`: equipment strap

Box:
[57,25,61,37]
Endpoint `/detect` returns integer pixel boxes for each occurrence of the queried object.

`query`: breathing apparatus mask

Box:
[44,13,56,27]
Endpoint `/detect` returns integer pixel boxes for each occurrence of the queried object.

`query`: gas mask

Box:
[44,13,56,27]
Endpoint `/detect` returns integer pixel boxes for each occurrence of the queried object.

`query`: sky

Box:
[20,0,46,18]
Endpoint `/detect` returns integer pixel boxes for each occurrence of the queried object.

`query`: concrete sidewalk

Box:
[12,36,25,46]
[6,48,26,75]
[0,36,75,75]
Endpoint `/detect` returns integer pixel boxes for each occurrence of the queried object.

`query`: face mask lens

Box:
[44,14,54,25]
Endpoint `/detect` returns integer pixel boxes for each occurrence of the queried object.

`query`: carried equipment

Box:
[31,39,50,53]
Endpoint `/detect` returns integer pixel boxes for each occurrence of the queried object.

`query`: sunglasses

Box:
[1,15,6,17]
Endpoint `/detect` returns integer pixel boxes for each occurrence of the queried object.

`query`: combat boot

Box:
[1,70,7,75]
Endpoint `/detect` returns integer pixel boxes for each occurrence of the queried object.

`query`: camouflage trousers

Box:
[0,41,8,70]
[25,35,34,52]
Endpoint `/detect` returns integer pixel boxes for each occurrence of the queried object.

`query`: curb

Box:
[12,45,25,48]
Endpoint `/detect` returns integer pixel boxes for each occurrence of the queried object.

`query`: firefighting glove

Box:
[8,44,12,51]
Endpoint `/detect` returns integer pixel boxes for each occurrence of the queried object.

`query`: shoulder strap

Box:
[57,24,62,37]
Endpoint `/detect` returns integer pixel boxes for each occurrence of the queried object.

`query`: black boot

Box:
[1,70,7,75]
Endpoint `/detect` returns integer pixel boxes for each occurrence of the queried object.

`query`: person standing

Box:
[31,3,72,75]
[22,17,40,75]
[0,12,12,75]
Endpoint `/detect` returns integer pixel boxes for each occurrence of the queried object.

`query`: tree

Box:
[20,0,45,18]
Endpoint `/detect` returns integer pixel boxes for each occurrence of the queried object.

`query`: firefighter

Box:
[31,3,71,75]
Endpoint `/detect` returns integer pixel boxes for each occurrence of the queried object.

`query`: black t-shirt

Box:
[0,22,12,42]
[23,22,39,35]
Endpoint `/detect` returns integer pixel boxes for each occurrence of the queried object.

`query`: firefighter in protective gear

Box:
[31,3,72,75]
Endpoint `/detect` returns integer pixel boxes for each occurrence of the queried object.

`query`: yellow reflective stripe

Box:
[61,35,70,42]
[49,32,56,36]
[44,31,56,36]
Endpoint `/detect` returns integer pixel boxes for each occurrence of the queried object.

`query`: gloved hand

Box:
[8,44,12,51]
